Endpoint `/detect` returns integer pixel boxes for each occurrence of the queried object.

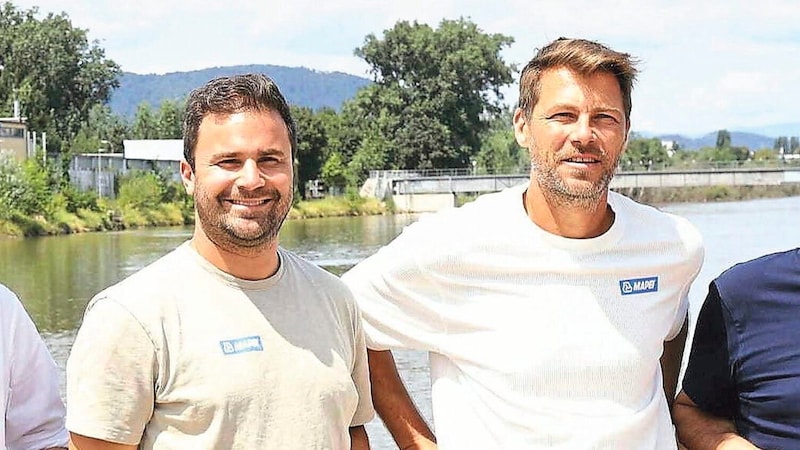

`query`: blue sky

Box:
[13,0,800,136]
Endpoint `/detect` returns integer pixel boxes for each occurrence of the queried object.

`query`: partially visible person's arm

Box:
[661,315,688,409]
[368,350,437,450]
[69,434,137,450]
[350,425,371,450]
[0,284,70,450]
[673,392,760,450]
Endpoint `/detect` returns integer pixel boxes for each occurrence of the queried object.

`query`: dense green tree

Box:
[774,136,789,153]
[320,152,347,191]
[621,135,670,170]
[348,18,515,172]
[715,129,731,149]
[131,103,159,139]
[78,104,130,152]
[0,2,120,149]
[292,106,328,199]
[475,109,527,174]
[154,99,183,139]
[127,99,184,140]
[790,136,799,154]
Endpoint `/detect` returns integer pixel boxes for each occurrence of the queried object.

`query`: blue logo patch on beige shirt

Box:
[619,276,659,295]
[220,336,264,355]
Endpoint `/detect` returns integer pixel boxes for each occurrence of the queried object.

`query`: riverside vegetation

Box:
[0,154,386,238]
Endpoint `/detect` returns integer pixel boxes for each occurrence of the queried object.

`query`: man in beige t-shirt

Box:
[66,74,373,449]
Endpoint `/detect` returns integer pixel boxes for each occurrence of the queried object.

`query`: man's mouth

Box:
[227,198,269,206]
[564,155,601,164]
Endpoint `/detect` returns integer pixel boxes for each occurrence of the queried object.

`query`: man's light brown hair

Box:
[518,37,639,122]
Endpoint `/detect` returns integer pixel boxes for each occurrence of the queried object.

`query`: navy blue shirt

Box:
[683,248,800,448]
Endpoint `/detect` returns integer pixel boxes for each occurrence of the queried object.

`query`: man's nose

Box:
[237,159,265,189]
[570,116,596,147]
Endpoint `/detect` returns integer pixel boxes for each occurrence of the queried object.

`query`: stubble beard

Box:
[194,184,292,256]
[530,145,620,212]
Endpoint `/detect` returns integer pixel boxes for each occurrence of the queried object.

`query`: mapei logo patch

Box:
[619,276,659,295]
[219,335,264,355]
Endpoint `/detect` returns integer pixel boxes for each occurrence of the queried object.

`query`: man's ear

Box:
[512,108,530,147]
[180,159,195,196]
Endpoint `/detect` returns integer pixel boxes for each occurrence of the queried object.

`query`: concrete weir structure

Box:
[363,167,800,213]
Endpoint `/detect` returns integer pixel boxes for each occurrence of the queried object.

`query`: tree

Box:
[715,129,731,149]
[774,136,789,153]
[155,99,183,139]
[131,103,159,139]
[475,109,526,174]
[349,18,515,171]
[292,106,328,199]
[621,135,670,170]
[0,3,120,149]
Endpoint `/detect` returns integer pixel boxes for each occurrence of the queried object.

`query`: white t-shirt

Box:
[0,284,68,450]
[343,185,704,449]
[67,242,373,449]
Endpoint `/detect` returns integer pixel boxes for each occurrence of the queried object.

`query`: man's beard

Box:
[530,144,620,211]
[194,183,292,255]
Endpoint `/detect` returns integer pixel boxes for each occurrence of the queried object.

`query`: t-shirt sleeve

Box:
[341,221,446,352]
[66,296,158,445]
[349,302,375,427]
[3,288,69,450]
[667,221,703,341]
[681,281,737,418]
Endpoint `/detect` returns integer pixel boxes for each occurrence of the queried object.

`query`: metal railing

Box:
[369,159,800,180]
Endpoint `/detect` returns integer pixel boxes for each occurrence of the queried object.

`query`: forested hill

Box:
[108,64,372,118]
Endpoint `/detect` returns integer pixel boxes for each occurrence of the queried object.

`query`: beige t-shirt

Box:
[67,242,373,449]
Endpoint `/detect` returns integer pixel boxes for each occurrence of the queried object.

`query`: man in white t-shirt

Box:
[343,37,703,449]
[0,283,68,450]
[66,74,373,449]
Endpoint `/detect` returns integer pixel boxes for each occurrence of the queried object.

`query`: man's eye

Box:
[550,112,575,121]
[217,159,240,167]
[595,114,620,124]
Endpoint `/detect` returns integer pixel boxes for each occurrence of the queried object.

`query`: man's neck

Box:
[190,228,280,281]
[523,183,615,239]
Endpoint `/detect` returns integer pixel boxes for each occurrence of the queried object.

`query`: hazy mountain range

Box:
[108,64,798,151]
[108,64,371,118]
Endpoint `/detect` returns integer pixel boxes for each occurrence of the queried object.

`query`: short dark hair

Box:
[182,73,297,168]
[518,37,639,122]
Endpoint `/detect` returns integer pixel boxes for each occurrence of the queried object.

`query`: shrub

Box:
[117,171,164,210]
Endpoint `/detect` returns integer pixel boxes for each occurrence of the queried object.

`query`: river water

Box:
[1,196,798,449]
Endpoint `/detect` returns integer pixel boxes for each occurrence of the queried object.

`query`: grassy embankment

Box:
[0,195,390,238]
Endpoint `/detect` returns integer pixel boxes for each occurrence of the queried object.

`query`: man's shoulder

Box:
[611,191,703,245]
[0,283,35,332]
[407,184,524,234]
[279,248,353,296]
[90,244,190,311]
[717,248,800,291]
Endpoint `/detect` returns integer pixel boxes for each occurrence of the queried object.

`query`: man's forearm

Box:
[673,392,760,450]
[350,425,370,450]
[661,317,688,410]
[367,349,436,449]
